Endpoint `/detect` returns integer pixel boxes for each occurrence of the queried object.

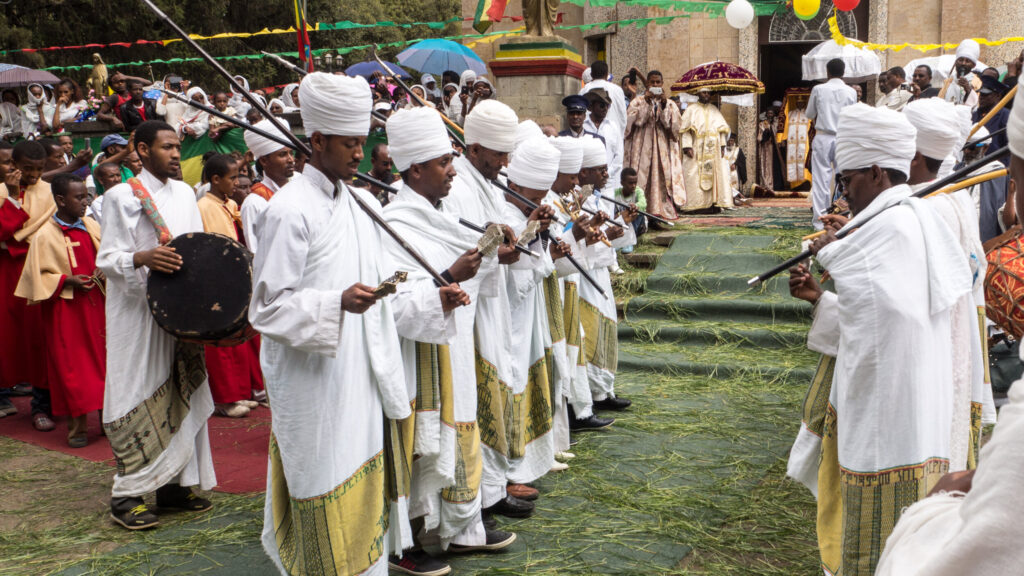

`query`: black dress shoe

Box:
[482,495,534,518]
[448,529,517,553]
[569,414,615,431]
[593,396,631,411]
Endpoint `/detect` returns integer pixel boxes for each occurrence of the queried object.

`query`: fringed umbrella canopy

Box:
[671,61,765,96]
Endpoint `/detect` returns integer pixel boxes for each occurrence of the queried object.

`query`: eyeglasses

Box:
[836,168,871,190]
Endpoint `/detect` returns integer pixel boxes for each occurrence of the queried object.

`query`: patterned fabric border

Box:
[104,341,206,477]
[543,274,566,345]
[563,281,583,366]
[441,421,482,504]
[580,298,618,373]
[270,435,388,576]
[967,401,983,470]
[801,354,836,438]
[475,352,552,459]
[839,457,948,575]
[475,351,510,456]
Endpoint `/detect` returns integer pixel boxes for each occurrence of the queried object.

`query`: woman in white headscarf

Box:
[420,73,441,101]
[448,69,478,126]
[21,83,55,138]
[466,77,496,117]
[228,75,252,120]
[179,86,211,139]
[268,98,295,115]
[280,83,300,109]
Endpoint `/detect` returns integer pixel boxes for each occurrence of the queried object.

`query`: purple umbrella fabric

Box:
[0,64,60,88]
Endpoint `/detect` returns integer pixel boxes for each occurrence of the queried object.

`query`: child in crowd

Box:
[195,154,264,417]
[208,92,237,140]
[615,167,646,253]
[14,174,104,447]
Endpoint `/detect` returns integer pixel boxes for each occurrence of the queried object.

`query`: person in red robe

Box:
[0,140,55,430]
[195,154,263,418]
[15,173,105,447]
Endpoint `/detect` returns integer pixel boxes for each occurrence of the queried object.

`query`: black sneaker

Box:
[482,495,534,518]
[569,414,615,431]
[388,550,451,576]
[593,396,631,411]
[156,484,213,512]
[448,529,517,553]
[482,511,498,530]
[9,383,32,396]
[110,499,159,530]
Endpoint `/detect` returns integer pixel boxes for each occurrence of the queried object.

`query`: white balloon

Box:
[725,0,755,29]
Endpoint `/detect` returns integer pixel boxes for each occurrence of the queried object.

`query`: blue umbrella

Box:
[397,39,487,76]
[344,60,411,79]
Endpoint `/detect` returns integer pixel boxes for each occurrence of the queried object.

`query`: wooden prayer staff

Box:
[750,145,1011,286]
[970,84,1018,138]
[141,0,450,287]
[371,51,467,146]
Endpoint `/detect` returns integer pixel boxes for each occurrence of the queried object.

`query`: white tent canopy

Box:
[802,40,881,83]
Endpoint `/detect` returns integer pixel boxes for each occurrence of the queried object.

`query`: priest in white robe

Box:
[97,120,216,531]
[381,107,517,567]
[875,84,1024,575]
[786,103,973,576]
[249,73,461,576]
[443,100,537,520]
[577,137,636,411]
[680,88,733,211]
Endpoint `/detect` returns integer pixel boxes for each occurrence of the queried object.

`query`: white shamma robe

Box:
[798,184,973,575]
[97,169,217,498]
[250,166,449,576]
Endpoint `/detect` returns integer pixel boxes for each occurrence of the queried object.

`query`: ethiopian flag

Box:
[180,128,248,187]
[473,0,509,33]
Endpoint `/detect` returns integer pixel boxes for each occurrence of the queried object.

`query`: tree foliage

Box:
[1,0,461,93]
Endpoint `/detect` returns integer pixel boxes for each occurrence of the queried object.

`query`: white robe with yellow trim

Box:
[250,167,446,576]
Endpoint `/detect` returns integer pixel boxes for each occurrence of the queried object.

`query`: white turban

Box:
[515,120,544,149]
[464,99,518,153]
[1009,77,1024,159]
[244,118,292,160]
[580,136,608,169]
[386,108,454,172]
[582,67,593,84]
[508,137,560,191]
[967,126,990,146]
[460,70,477,87]
[955,39,980,63]
[550,136,583,174]
[903,98,961,160]
[834,102,917,176]
[299,72,371,137]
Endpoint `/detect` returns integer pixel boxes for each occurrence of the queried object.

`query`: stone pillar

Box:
[987,0,1024,65]
[737,22,758,195]
[489,37,587,129]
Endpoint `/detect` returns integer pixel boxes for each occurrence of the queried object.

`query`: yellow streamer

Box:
[829,15,1024,53]
[464,28,524,48]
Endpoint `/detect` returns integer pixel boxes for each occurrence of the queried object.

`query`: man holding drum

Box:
[97,120,216,530]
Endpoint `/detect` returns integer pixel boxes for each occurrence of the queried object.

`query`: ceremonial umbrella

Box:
[0,63,60,89]
[802,40,881,83]
[344,60,412,79]
[396,39,487,76]
[671,61,765,96]
[903,54,988,87]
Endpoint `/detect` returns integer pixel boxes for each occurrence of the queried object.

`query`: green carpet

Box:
[56,225,821,575]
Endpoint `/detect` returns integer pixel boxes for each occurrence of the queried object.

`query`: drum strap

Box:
[127,178,173,245]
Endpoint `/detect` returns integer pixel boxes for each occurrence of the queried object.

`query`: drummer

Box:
[96,120,216,531]
[195,154,264,419]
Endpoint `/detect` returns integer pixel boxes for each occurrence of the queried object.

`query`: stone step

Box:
[623,253,660,268]
[645,272,790,297]
[618,321,807,349]
[623,295,812,324]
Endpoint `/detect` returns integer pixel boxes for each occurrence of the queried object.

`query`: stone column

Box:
[738,22,758,195]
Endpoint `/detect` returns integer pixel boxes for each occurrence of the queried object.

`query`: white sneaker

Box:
[555,451,576,461]
[550,460,569,472]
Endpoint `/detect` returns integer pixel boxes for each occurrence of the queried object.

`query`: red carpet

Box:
[0,396,271,494]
